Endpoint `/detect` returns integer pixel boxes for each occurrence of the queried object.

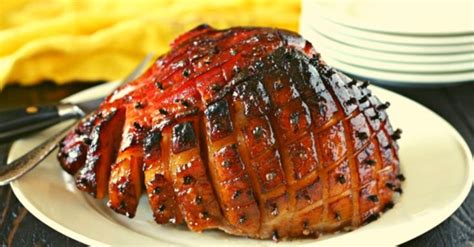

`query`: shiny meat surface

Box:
[57,25,403,240]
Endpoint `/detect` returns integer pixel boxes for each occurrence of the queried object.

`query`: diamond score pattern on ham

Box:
[57,25,403,240]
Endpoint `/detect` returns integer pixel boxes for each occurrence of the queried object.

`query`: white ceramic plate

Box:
[319,55,474,84]
[300,26,474,73]
[307,22,474,55]
[319,49,474,73]
[299,22,474,64]
[300,23,474,84]
[300,4,474,46]
[305,0,474,35]
[9,82,473,246]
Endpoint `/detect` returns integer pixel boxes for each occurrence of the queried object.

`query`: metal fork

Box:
[0,53,154,186]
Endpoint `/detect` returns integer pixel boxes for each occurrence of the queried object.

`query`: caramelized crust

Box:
[143,127,183,224]
[58,25,403,240]
[169,116,223,231]
[75,108,125,199]
[107,107,146,217]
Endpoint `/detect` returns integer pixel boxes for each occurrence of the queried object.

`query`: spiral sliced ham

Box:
[57,25,403,240]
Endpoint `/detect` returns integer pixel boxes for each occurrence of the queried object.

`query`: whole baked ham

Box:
[57,25,403,240]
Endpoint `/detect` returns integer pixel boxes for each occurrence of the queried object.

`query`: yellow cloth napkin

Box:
[0,0,300,88]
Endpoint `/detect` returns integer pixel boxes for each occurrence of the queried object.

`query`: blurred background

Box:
[0,0,299,89]
[0,0,473,246]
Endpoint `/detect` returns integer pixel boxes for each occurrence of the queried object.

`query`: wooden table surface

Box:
[0,81,473,246]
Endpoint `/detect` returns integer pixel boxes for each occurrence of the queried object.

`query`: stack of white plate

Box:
[300,0,474,86]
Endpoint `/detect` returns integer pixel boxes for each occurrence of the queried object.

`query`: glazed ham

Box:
[57,25,403,240]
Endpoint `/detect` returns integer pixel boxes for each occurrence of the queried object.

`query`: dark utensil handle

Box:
[0,105,59,131]
[0,103,84,142]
